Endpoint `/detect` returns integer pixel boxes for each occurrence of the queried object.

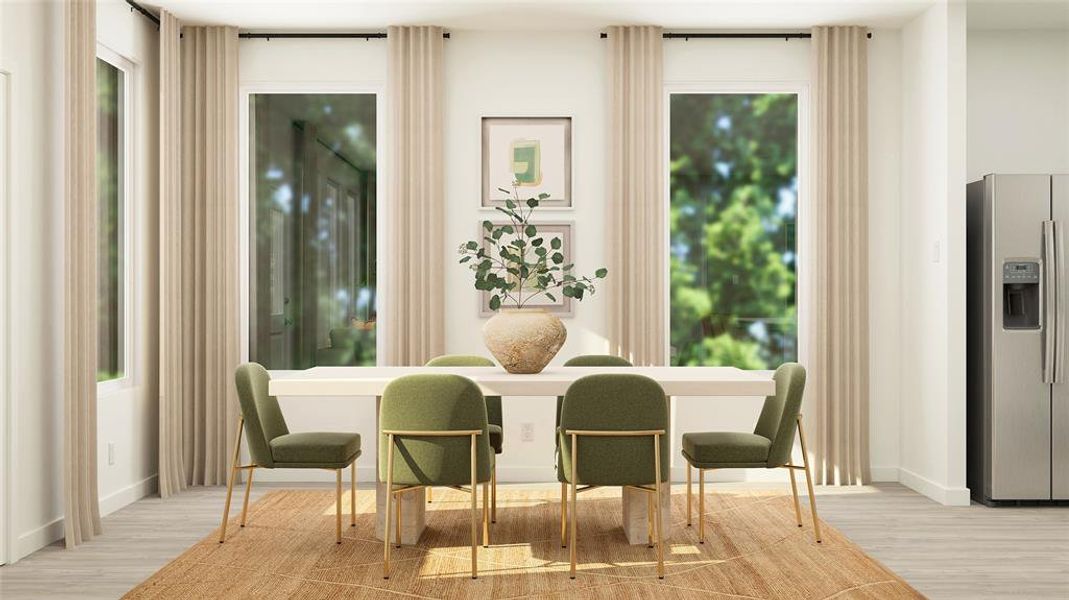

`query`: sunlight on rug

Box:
[123,486,922,599]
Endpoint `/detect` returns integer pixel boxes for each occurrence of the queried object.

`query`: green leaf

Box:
[573,287,584,300]
[551,237,562,250]
[501,225,514,234]
[551,252,564,265]
[483,220,493,231]
[459,256,472,263]
[535,247,548,257]
[538,192,550,200]
[497,187,512,195]
[595,268,608,278]
[545,293,556,302]
[505,199,516,209]
[489,295,501,310]
[562,286,575,298]
[562,263,574,271]
[531,237,543,247]
[524,225,537,237]
[526,198,538,208]
[465,240,479,250]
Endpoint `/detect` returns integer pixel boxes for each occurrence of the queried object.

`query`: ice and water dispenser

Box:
[1002,261,1040,329]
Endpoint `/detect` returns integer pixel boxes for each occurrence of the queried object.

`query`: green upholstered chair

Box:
[681,362,821,544]
[424,355,502,520]
[559,374,668,579]
[555,355,632,546]
[379,374,494,580]
[220,363,362,545]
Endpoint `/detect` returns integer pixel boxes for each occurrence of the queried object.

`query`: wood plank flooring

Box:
[0,482,1066,599]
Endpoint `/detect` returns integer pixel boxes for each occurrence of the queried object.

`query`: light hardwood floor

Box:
[0,482,1066,599]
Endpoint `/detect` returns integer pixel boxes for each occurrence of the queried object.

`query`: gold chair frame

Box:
[382,429,490,580]
[218,416,359,545]
[563,428,666,580]
[427,460,497,523]
[685,415,822,544]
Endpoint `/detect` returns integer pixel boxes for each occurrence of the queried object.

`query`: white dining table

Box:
[268,365,775,545]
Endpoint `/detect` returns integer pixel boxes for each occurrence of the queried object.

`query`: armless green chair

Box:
[220,363,362,545]
[424,355,502,521]
[559,374,669,579]
[379,374,494,580]
[681,362,821,544]
[556,354,632,547]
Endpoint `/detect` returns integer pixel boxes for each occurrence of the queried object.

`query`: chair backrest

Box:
[752,363,807,467]
[559,374,669,485]
[379,374,493,486]
[234,363,290,468]
[425,355,501,428]
[557,355,633,428]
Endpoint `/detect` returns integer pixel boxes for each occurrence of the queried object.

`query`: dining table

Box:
[269,365,776,545]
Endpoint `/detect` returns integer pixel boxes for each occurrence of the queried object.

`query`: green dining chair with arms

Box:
[220,363,362,545]
[681,362,821,544]
[556,354,632,547]
[559,373,669,579]
[379,374,494,580]
[424,355,502,521]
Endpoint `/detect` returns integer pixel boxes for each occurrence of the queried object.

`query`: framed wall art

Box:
[481,117,572,209]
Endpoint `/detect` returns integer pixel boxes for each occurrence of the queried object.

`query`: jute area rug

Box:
[124,485,922,599]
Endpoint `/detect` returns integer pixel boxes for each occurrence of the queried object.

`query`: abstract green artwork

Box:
[510,139,542,185]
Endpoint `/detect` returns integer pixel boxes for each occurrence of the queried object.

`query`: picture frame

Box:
[477,221,575,317]
[481,117,572,209]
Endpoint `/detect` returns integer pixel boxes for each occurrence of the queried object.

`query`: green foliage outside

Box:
[96,59,123,382]
[669,94,798,369]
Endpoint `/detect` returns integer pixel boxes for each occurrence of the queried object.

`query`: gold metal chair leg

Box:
[787,465,803,527]
[335,468,342,544]
[239,466,255,527]
[350,461,357,527]
[560,482,568,548]
[470,433,479,579]
[491,464,497,523]
[427,486,433,503]
[218,417,245,544]
[797,416,823,543]
[383,434,395,579]
[653,433,664,579]
[482,481,490,547]
[395,489,402,548]
[698,468,705,544]
[569,434,578,579]
[686,462,692,527]
[646,489,654,548]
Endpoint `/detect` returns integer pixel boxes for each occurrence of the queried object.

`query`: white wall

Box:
[897,1,970,505]
[95,0,161,522]
[967,30,1069,179]
[0,0,160,562]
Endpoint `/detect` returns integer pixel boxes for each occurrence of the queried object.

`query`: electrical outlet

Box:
[107,442,116,466]
[520,423,535,442]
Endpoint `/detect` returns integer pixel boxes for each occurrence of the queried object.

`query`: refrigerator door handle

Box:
[1056,219,1065,383]
[1043,220,1059,384]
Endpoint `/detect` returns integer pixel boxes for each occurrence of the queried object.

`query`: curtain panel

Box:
[384,26,445,366]
[64,0,103,547]
[606,26,666,366]
[805,26,871,485]
[159,25,241,492]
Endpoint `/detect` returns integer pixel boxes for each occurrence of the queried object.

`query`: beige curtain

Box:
[806,26,871,485]
[606,26,665,366]
[158,25,241,491]
[385,26,445,366]
[157,10,185,498]
[64,0,102,547]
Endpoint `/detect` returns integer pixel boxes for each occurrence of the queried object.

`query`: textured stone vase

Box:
[482,308,567,374]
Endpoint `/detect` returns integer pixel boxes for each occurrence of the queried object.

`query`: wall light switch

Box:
[107,442,115,466]
[520,423,535,442]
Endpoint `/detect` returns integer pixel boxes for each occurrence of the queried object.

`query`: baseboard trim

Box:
[869,465,900,482]
[15,517,63,561]
[898,467,970,506]
[100,475,158,517]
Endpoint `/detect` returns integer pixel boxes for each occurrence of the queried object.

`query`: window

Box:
[96,57,125,382]
[669,93,798,369]
[248,94,377,369]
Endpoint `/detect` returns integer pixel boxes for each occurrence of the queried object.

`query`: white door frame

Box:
[1,68,12,566]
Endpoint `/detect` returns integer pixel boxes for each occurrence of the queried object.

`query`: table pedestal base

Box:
[374,482,426,544]
[621,484,673,545]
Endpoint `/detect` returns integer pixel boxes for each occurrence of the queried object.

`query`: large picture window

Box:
[249,94,377,369]
[96,57,125,382]
[669,93,798,369]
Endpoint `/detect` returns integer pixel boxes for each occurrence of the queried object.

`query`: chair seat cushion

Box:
[682,432,771,467]
[270,432,361,467]
[488,424,503,454]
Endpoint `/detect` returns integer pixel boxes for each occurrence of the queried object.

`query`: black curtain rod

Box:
[239,32,451,40]
[599,31,872,40]
[126,0,160,27]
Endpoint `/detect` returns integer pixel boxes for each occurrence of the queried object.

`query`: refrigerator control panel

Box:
[1003,261,1040,283]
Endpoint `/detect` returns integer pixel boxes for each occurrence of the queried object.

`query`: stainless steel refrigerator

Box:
[967,174,1068,505]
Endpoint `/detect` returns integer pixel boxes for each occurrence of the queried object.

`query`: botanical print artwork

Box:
[482,117,571,208]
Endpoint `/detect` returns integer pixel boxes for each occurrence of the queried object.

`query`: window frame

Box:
[95,45,137,395]
[662,81,811,370]
[239,83,386,370]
